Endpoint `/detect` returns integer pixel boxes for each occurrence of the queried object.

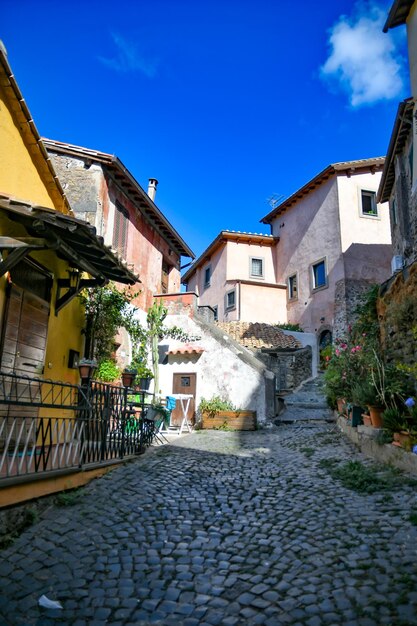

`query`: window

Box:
[113,201,129,256]
[390,199,398,226]
[204,266,211,288]
[288,274,298,300]
[161,261,170,294]
[250,257,264,278]
[212,305,218,321]
[311,259,327,291]
[226,289,236,310]
[361,190,378,217]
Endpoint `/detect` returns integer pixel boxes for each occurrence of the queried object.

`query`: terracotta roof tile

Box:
[216,322,301,350]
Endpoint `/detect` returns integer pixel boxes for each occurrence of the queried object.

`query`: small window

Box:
[390,199,397,226]
[250,257,264,278]
[311,259,327,291]
[181,376,191,387]
[226,290,236,310]
[361,190,378,217]
[212,305,218,321]
[113,201,129,256]
[204,266,211,288]
[288,274,298,300]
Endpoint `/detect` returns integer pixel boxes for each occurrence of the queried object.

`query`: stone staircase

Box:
[277,374,335,424]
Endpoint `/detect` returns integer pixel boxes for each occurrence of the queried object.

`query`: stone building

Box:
[376,0,417,369]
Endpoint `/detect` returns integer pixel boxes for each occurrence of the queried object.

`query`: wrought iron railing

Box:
[0,372,157,483]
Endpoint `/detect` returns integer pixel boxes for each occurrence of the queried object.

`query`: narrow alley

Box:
[1,425,417,625]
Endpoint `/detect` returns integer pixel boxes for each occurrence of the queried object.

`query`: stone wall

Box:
[49,153,101,223]
[334,278,378,339]
[258,346,312,392]
[378,262,417,369]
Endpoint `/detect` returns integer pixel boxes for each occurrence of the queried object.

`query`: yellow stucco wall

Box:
[0,67,86,387]
[0,83,57,209]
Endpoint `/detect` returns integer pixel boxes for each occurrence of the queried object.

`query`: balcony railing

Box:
[0,371,156,484]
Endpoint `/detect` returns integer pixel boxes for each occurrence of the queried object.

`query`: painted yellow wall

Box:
[0,84,58,209]
[0,76,86,387]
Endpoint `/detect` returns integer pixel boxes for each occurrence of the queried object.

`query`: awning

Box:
[0,195,138,285]
[0,194,139,313]
[166,346,205,356]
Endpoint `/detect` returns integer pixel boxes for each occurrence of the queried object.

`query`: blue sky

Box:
[2,0,409,259]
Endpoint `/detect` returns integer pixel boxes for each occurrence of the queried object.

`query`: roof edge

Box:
[42,137,195,259]
[181,230,277,283]
[260,157,385,224]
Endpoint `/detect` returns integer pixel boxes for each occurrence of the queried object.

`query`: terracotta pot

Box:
[393,431,412,449]
[362,414,372,427]
[368,405,383,428]
[337,398,347,415]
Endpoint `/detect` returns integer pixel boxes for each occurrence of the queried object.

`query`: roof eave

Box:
[0,51,71,215]
[181,231,277,283]
[383,0,414,31]
[260,158,385,224]
[377,99,414,203]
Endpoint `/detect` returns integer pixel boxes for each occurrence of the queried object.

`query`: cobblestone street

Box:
[1,425,417,626]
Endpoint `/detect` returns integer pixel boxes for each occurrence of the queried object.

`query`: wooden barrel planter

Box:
[201,411,256,431]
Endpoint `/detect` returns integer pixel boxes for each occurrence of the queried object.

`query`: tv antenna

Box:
[266,193,285,209]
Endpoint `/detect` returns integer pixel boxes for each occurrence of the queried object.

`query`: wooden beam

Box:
[0,236,47,249]
[0,247,32,276]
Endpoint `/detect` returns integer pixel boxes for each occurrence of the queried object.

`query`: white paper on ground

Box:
[38,595,63,609]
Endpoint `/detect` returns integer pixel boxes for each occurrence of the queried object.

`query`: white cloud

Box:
[321,4,404,106]
[98,33,157,77]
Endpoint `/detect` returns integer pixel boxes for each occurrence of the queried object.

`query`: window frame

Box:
[360,189,379,218]
[249,256,264,279]
[288,273,298,301]
[204,265,211,288]
[225,289,236,311]
[113,200,129,257]
[310,258,328,292]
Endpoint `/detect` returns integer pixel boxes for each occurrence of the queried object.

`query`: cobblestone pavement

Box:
[2,425,417,626]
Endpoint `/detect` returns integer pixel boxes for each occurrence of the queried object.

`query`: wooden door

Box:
[171,373,196,426]
[1,285,49,377]
[0,285,50,444]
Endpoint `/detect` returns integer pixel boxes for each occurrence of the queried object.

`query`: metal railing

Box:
[0,372,156,484]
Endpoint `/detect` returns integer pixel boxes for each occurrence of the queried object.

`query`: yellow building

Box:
[0,42,136,385]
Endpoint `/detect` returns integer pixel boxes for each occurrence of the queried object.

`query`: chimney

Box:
[147,178,158,201]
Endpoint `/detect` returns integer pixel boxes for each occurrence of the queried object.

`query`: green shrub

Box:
[96,358,120,382]
[199,396,236,418]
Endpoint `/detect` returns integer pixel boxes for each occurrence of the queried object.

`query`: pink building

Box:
[182,231,287,324]
[43,139,194,313]
[184,158,392,350]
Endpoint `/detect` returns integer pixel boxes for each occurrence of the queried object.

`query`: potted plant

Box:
[121,367,137,388]
[136,365,154,391]
[198,396,256,431]
[351,380,380,426]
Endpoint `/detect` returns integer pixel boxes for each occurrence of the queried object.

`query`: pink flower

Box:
[335,349,340,356]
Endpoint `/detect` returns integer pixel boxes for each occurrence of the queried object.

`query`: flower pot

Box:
[347,405,364,427]
[368,406,383,428]
[337,398,347,416]
[362,414,372,427]
[201,410,256,431]
[139,377,152,391]
[393,431,412,450]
